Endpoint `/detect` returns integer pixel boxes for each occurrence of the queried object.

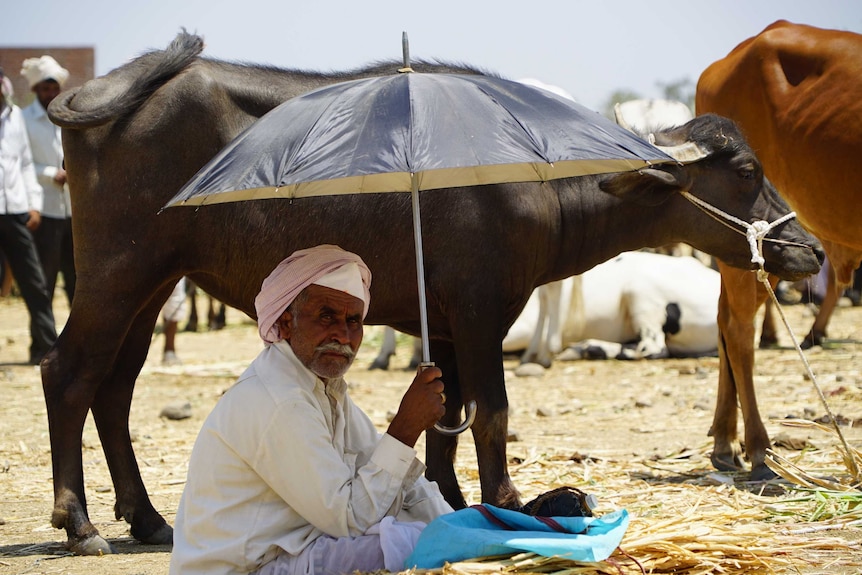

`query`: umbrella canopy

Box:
[166,73,674,206]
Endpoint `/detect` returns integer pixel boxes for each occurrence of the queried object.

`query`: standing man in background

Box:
[0,72,15,298]
[0,66,56,364]
[21,55,75,307]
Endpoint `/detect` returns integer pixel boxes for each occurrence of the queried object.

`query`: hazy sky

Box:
[4,0,860,112]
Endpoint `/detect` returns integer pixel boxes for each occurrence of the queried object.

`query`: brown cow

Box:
[696,20,862,479]
[45,32,822,554]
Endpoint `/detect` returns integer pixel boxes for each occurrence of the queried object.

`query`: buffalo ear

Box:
[599,167,689,206]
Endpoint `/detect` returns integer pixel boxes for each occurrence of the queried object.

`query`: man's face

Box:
[33,80,60,110]
[277,284,364,380]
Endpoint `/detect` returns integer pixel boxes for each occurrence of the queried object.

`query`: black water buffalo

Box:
[45,31,822,554]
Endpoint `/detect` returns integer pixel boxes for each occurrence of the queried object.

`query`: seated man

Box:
[170,244,453,575]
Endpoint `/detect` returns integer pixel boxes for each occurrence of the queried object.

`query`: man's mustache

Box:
[315,342,356,360]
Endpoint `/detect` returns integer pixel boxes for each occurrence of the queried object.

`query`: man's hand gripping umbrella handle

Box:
[410,177,475,435]
[420,361,477,436]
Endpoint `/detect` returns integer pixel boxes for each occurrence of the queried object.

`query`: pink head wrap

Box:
[254,244,372,344]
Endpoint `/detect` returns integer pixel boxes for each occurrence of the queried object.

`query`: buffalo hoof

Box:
[368,357,391,370]
[710,451,745,473]
[800,330,825,349]
[138,523,173,545]
[68,534,115,556]
[749,463,777,482]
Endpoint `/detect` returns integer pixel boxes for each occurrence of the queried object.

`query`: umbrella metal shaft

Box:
[411,176,478,436]
[410,177,432,364]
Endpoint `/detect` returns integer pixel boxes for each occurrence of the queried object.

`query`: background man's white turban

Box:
[255,245,372,344]
[21,55,69,89]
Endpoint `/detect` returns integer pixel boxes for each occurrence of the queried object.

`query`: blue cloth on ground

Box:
[405,504,629,568]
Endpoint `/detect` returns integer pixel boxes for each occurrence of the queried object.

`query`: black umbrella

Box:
[165,34,675,433]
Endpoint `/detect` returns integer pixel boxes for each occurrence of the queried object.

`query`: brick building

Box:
[0,46,94,107]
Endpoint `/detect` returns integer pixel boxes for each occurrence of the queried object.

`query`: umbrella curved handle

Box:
[434,400,477,436]
[418,362,477,435]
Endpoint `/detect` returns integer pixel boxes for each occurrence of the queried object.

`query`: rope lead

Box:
[679,190,797,265]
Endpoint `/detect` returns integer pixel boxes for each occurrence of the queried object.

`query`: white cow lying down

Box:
[371,251,720,369]
[504,251,720,365]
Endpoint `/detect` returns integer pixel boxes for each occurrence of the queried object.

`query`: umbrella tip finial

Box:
[399,31,413,73]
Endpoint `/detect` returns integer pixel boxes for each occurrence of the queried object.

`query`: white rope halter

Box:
[679,190,797,270]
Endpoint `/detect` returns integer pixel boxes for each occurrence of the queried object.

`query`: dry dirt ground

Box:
[1,289,861,574]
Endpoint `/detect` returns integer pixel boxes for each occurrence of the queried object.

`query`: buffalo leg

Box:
[212,300,227,330]
[90,294,173,545]
[424,340,465,508]
[41,330,105,554]
[713,264,773,480]
[430,306,522,508]
[803,259,837,349]
[407,337,422,370]
[369,327,397,370]
[759,299,779,348]
[42,281,176,553]
[184,279,199,332]
[456,333,521,508]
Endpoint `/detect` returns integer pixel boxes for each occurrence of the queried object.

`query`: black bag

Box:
[517,486,597,518]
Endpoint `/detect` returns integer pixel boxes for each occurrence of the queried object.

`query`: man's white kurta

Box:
[0,104,42,214]
[22,101,69,219]
[170,341,451,575]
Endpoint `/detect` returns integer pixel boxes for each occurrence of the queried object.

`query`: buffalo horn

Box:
[647,134,709,163]
[613,103,708,163]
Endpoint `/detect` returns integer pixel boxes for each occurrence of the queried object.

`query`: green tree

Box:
[657,77,695,111]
